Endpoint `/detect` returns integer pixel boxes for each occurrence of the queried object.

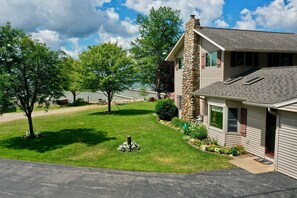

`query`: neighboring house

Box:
[165,15,297,180]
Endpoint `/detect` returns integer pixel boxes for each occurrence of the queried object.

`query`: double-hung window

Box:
[228,108,238,132]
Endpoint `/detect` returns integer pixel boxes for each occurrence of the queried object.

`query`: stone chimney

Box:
[181,15,200,121]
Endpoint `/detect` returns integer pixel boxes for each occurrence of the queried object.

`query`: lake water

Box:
[61,90,160,103]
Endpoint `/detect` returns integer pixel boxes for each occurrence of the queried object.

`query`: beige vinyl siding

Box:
[208,128,225,145]
[277,111,297,179]
[225,134,241,147]
[223,52,267,80]
[200,38,223,88]
[278,103,297,113]
[174,48,184,118]
[243,106,266,158]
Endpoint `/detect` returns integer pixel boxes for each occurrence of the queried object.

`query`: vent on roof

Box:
[224,77,242,85]
[243,76,264,85]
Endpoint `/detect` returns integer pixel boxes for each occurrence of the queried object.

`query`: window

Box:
[210,106,223,129]
[178,58,184,69]
[206,52,217,67]
[228,108,238,132]
[268,53,293,67]
[240,108,247,137]
[231,52,259,67]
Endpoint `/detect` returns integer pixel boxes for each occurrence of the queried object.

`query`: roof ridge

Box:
[198,26,295,35]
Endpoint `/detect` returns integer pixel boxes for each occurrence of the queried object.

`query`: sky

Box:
[1,0,297,58]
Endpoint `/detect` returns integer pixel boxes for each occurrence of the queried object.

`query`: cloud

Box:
[0,0,113,38]
[123,0,225,26]
[235,0,297,32]
[61,38,84,59]
[235,9,256,30]
[31,30,65,50]
[214,19,229,28]
[98,26,137,50]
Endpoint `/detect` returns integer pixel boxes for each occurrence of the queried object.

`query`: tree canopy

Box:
[0,23,65,138]
[61,56,85,103]
[131,6,182,98]
[80,42,135,113]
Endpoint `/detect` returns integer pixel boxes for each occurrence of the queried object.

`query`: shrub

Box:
[171,117,190,129]
[155,99,177,121]
[219,146,231,155]
[232,144,247,155]
[185,123,208,140]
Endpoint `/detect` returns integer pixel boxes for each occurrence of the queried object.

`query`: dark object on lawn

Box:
[127,135,132,151]
[148,97,156,102]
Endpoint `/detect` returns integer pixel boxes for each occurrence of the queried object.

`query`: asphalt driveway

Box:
[0,159,296,198]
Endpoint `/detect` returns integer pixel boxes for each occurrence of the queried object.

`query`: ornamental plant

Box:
[155,99,177,121]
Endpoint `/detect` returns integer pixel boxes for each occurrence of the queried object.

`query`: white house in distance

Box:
[166,15,297,180]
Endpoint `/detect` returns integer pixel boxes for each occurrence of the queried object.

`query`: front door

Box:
[265,110,277,158]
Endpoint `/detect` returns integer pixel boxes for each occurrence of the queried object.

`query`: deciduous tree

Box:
[0,23,65,138]
[80,43,135,113]
[131,6,182,98]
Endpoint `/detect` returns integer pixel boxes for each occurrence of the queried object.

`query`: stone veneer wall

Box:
[181,16,200,121]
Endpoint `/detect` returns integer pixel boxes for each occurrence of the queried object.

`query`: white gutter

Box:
[193,29,225,51]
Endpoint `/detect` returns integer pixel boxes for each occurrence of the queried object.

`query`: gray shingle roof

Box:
[193,67,297,104]
[196,27,297,52]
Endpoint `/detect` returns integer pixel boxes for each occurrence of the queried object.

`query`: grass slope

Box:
[0,102,233,173]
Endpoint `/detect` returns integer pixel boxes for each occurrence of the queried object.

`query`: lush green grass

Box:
[0,102,233,173]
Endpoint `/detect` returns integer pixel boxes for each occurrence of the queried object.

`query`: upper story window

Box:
[267,53,293,67]
[231,52,259,67]
[178,58,184,69]
[206,52,217,67]
[201,50,222,69]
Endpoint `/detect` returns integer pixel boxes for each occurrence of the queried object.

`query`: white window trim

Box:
[208,101,225,133]
[226,108,240,134]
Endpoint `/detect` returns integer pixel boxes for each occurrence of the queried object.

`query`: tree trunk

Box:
[72,91,76,103]
[27,112,35,138]
[157,92,161,99]
[107,92,112,113]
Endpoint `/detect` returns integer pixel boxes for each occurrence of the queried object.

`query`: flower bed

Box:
[159,117,247,156]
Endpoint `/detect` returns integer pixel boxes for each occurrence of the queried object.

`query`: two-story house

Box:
[165,15,297,180]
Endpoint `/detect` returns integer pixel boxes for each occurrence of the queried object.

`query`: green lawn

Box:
[0,102,233,173]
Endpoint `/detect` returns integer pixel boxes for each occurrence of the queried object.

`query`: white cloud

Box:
[61,38,84,59]
[31,30,64,50]
[123,0,225,26]
[214,19,229,28]
[235,0,297,32]
[235,8,256,30]
[98,26,137,50]
[106,7,120,21]
[121,18,139,34]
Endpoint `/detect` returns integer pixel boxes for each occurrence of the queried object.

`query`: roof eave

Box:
[193,29,225,51]
[192,92,245,101]
[274,97,297,108]
[165,34,185,61]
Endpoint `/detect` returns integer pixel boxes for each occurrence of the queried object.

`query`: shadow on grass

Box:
[0,128,116,153]
[88,109,154,116]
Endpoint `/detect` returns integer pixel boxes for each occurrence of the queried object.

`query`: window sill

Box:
[209,126,223,133]
[226,132,240,135]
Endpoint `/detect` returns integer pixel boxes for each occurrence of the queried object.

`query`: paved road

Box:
[0,159,296,198]
[0,105,106,123]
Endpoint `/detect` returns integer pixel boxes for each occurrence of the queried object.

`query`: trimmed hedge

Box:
[155,99,177,121]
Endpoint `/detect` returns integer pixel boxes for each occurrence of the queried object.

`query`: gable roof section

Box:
[165,33,184,61]
[195,27,297,52]
[193,67,297,105]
